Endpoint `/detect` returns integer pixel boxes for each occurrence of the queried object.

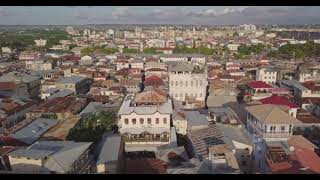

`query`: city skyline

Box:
[1,6,320,25]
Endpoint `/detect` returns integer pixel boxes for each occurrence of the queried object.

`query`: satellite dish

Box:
[290,146,295,152]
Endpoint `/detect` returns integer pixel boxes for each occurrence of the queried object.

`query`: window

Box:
[199,93,202,97]
[196,80,198,86]
[281,126,285,132]
[171,81,174,86]
[175,93,178,98]
[147,118,151,124]
[156,118,159,124]
[163,118,167,124]
[191,81,194,86]
[140,118,144,124]
[175,81,178,86]
[132,118,136,124]
[180,93,183,97]
[185,81,188,86]
[195,93,197,97]
[200,80,203,86]
[180,81,183,86]
[124,118,129,124]
[185,93,188,97]
[289,125,292,133]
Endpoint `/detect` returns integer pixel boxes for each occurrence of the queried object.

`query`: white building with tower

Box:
[169,62,208,109]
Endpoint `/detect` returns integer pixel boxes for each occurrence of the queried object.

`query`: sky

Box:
[0,6,320,25]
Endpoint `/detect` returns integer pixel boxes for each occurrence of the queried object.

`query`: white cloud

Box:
[111,7,131,19]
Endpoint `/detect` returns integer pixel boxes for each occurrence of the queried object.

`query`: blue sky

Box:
[0,6,320,25]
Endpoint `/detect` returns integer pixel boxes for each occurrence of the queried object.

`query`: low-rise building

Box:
[0,72,41,99]
[25,60,52,71]
[7,141,92,174]
[245,81,274,100]
[55,76,91,95]
[258,95,299,118]
[79,55,94,66]
[19,51,40,61]
[227,44,240,51]
[116,59,130,71]
[245,104,301,142]
[130,58,144,69]
[26,97,87,121]
[117,91,173,148]
[96,134,125,174]
[256,67,278,85]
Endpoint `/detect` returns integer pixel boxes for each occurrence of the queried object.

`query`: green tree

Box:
[123,48,139,53]
[81,47,94,56]
[103,48,118,54]
[143,48,157,54]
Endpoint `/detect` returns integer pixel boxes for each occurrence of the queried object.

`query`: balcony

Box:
[122,136,169,143]
[263,132,291,139]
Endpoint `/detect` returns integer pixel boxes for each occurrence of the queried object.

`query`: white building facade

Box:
[256,67,278,85]
[117,91,173,147]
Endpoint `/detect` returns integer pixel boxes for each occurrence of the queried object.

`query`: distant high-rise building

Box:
[240,24,256,31]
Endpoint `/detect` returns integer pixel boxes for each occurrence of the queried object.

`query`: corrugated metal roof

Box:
[185,111,208,127]
[56,76,86,84]
[10,118,59,145]
[96,134,121,165]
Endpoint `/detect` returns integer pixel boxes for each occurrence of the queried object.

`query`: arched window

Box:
[140,118,144,124]
[132,118,137,124]
[124,118,129,124]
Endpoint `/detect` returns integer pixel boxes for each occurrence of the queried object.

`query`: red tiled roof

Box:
[125,158,166,174]
[259,95,299,109]
[144,75,165,87]
[288,135,317,151]
[295,148,320,173]
[247,81,273,89]
[302,81,320,91]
